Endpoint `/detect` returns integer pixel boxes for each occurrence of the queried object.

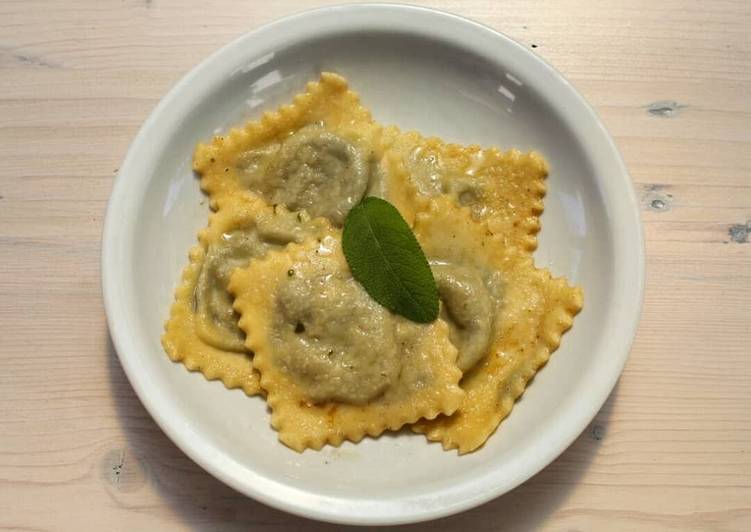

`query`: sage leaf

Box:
[342,197,438,323]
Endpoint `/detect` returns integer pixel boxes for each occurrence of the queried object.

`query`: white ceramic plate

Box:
[102,4,644,525]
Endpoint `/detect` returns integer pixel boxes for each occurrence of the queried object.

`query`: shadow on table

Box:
[107,334,618,531]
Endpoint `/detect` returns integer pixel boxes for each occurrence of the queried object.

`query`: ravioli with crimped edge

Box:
[228,231,465,451]
[410,197,582,453]
[379,127,548,252]
[162,192,332,396]
[163,71,582,455]
[193,73,387,226]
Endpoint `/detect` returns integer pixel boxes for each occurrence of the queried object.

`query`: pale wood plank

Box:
[1,0,750,530]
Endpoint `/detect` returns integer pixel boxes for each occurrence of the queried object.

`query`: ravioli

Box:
[162,193,331,395]
[411,198,582,453]
[193,73,385,225]
[228,231,465,451]
[164,72,583,455]
[379,128,548,251]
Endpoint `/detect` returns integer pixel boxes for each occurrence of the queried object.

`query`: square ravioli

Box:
[228,231,465,451]
[379,127,548,252]
[162,192,332,396]
[410,197,582,453]
[193,72,385,226]
[163,72,583,455]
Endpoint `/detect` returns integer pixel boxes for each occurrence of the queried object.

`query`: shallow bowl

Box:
[102,4,644,525]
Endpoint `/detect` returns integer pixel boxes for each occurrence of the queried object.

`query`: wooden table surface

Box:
[1,1,750,530]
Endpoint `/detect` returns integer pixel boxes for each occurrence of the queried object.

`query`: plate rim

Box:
[101,3,645,525]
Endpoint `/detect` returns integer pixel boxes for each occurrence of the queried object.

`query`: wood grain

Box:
[1,0,749,530]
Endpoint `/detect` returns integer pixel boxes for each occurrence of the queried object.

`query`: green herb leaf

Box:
[342,197,438,323]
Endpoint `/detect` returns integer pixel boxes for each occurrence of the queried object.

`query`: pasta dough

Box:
[411,198,582,453]
[162,193,331,396]
[163,72,582,454]
[193,73,383,225]
[379,127,548,251]
[228,232,465,451]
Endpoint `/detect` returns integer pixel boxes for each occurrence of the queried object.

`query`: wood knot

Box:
[591,423,606,441]
[101,447,148,494]
[642,184,673,212]
[645,101,686,118]
[728,222,750,244]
